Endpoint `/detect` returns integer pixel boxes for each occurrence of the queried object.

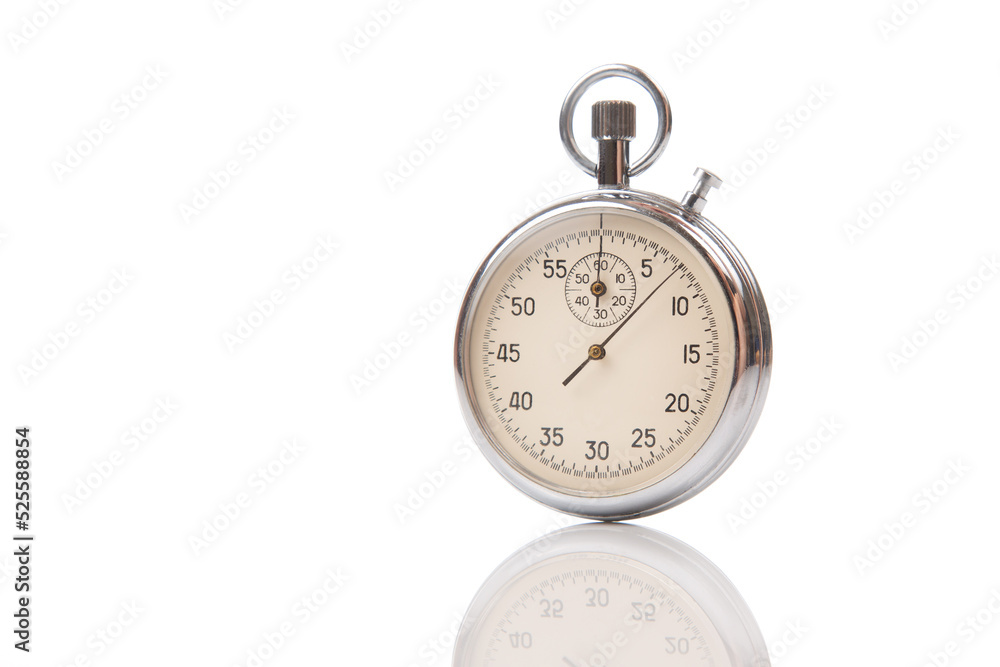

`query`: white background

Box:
[2,0,999,665]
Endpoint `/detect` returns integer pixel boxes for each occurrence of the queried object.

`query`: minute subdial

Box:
[564,251,636,326]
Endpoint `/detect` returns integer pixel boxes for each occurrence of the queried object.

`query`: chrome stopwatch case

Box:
[454,523,770,666]
[454,64,771,521]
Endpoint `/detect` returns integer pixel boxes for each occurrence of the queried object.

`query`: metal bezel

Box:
[453,523,770,666]
[454,188,771,521]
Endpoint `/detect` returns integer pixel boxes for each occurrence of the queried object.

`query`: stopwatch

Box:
[454,64,771,520]
[453,522,769,666]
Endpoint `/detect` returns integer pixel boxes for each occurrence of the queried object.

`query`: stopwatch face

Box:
[453,523,769,667]
[456,192,768,519]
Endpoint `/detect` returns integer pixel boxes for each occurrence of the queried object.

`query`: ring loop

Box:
[559,64,672,178]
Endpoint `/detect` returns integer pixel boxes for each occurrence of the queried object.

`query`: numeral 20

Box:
[665,393,690,412]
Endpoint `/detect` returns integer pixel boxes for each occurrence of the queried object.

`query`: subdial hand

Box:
[594,215,604,308]
[562,265,680,386]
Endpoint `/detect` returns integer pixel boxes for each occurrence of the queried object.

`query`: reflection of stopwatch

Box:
[453,523,769,666]
[455,65,771,520]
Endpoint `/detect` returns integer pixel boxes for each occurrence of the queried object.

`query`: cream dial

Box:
[466,207,736,499]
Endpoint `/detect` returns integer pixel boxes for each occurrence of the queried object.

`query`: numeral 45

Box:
[497,343,520,362]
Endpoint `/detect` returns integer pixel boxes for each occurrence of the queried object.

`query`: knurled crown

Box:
[591,100,636,141]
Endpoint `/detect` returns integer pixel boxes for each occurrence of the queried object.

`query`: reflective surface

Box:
[454,523,769,666]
